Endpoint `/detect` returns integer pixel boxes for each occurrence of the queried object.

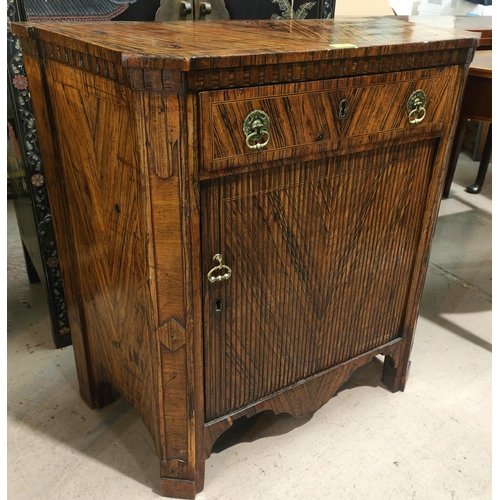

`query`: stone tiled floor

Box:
[7,152,492,499]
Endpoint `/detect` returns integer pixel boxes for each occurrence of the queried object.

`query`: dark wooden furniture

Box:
[12,18,477,498]
[438,15,492,196]
[455,15,491,49]
[444,49,492,196]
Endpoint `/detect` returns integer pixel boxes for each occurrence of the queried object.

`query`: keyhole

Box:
[339,98,349,120]
[214,298,223,313]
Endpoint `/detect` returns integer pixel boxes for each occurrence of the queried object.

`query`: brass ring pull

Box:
[408,106,426,125]
[245,130,270,150]
[243,110,270,151]
[407,89,427,125]
[207,254,232,283]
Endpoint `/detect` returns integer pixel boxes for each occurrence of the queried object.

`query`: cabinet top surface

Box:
[12,17,478,70]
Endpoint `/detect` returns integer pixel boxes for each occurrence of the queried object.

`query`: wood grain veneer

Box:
[11,18,478,498]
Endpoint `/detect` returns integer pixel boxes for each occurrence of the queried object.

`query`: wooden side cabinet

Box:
[12,19,478,498]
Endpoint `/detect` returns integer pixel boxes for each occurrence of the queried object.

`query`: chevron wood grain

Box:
[202,140,435,420]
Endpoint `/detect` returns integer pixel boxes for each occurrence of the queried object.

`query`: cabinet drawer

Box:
[199,68,454,173]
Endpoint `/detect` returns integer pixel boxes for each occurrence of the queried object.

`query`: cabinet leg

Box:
[156,321,206,498]
[94,381,119,409]
[160,475,202,500]
[382,354,410,393]
[160,456,205,498]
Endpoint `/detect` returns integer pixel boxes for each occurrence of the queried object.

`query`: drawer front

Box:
[199,68,454,173]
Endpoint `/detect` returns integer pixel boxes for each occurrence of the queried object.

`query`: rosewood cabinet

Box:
[12,18,477,498]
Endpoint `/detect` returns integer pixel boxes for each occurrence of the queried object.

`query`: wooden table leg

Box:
[466,123,492,194]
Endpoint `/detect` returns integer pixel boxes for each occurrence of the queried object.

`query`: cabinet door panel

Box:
[202,139,436,421]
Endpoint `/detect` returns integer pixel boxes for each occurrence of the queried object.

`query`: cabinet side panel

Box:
[42,61,158,438]
[20,51,95,405]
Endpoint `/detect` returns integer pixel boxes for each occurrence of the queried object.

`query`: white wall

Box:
[334,0,493,17]
[334,0,394,16]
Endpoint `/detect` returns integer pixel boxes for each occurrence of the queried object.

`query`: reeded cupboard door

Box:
[202,139,437,422]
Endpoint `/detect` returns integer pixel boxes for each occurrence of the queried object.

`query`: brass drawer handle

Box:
[243,110,270,151]
[207,254,232,283]
[407,89,427,125]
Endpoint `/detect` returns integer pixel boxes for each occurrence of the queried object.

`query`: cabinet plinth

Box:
[11,18,478,498]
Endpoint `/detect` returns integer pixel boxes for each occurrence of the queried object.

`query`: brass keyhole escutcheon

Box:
[407,89,427,125]
[339,98,349,120]
[243,110,271,151]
